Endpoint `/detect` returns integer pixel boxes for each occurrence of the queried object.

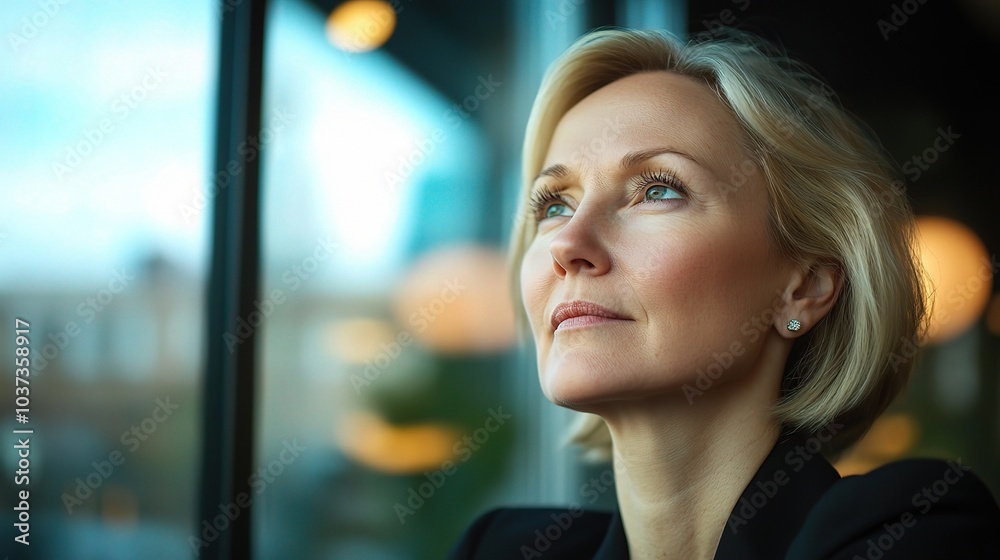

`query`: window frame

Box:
[197,0,268,558]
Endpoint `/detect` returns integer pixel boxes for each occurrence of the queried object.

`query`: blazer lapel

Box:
[713,428,842,559]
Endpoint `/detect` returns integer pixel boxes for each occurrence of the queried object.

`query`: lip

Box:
[551,300,630,331]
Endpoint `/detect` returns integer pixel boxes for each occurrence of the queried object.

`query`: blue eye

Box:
[544,202,570,219]
[527,168,687,225]
[528,186,572,222]
[632,168,688,204]
[643,185,684,201]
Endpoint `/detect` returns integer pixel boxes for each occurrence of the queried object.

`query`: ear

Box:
[776,261,844,337]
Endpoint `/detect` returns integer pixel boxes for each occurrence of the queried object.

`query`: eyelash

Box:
[628,168,688,202]
[527,185,565,221]
[527,168,688,222]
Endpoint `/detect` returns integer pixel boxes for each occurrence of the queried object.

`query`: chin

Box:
[539,363,630,412]
[540,366,593,407]
[539,359,701,412]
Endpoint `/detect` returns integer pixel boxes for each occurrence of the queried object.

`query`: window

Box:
[1,0,216,557]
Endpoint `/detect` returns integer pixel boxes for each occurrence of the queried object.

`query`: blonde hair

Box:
[507,27,928,459]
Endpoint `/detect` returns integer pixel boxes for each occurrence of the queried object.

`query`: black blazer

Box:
[446,428,1000,559]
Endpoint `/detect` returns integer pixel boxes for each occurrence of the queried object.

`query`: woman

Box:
[448,27,1000,559]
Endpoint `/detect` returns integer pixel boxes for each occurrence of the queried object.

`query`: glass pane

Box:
[0,1,217,557]
[255,1,538,558]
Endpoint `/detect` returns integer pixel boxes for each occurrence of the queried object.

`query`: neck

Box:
[595,335,788,559]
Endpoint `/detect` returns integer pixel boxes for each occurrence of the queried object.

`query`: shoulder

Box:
[787,457,1000,559]
[446,506,614,560]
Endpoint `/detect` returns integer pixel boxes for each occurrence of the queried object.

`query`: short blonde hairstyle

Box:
[508,27,928,459]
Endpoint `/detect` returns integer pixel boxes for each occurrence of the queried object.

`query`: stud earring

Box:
[786,319,802,332]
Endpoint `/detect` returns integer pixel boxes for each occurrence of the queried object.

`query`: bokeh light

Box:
[336,411,461,473]
[914,216,992,344]
[393,245,516,354]
[325,0,396,53]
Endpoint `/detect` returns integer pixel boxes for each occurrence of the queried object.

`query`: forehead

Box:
[543,71,748,177]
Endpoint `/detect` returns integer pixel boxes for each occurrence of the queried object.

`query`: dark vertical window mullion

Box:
[198,1,267,559]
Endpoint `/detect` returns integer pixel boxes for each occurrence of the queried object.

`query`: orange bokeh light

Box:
[914,216,992,344]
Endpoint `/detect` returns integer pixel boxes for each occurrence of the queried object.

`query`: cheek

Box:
[618,230,731,295]
[621,226,772,341]
[519,243,554,334]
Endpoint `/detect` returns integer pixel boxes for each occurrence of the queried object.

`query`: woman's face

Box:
[520,70,793,409]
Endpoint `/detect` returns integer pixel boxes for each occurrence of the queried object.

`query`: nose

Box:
[548,207,611,278]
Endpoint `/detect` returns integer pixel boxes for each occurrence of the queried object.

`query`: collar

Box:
[593,427,842,559]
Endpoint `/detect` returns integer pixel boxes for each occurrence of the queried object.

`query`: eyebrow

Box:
[532,147,702,184]
[619,147,701,171]
[532,163,569,184]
